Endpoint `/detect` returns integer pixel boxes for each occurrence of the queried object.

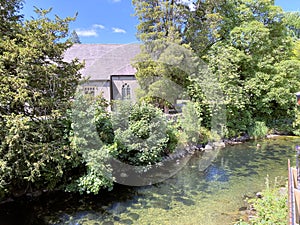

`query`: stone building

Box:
[64,43,141,105]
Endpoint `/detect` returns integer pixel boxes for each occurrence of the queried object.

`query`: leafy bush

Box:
[75,145,115,194]
[94,96,114,144]
[111,101,178,166]
[250,189,287,225]
[248,121,269,139]
[180,102,202,143]
[179,101,212,144]
[68,92,114,194]
[235,177,287,225]
[68,98,179,193]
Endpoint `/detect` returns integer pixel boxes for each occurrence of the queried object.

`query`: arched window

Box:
[122,83,131,100]
[84,86,96,96]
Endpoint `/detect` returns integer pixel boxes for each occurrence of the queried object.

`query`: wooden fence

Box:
[288,159,300,225]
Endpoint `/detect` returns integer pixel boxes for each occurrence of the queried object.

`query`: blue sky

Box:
[22,0,300,44]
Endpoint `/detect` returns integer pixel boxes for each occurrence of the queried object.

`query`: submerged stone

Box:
[120,218,133,224]
[113,216,120,221]
[108,202,128,214]
[174,197,195,206]
[128,212,140,220]
[151,200,170,210]
[190,191,198,196]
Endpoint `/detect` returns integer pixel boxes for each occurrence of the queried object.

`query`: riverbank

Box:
[1,136,298,225]
[0,134,294,204]
[236,185,287,225]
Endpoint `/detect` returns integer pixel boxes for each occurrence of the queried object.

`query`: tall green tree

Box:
[284,12,300,39]
[204,0,300,135]
[132,0,188,42]
[133,0,300,136]
[185,0,236,57]
[132,0,192,111]
[0,4,83,196]
[0,0,23,38]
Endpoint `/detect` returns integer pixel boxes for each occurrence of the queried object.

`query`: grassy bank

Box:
[235,177,287,225]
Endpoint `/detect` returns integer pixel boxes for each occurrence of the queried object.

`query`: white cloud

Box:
[179,0,196,11]
[111,0,121,2]
[76,29,98,37]
[93,24,105,29]
[112,27,126,34]
[75,24,105,37]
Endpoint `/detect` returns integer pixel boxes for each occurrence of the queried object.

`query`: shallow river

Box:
[1,136,299,225]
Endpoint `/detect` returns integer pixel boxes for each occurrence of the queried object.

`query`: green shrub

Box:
[250,189,287,225]
[68,92,114,194]
[94,96,114,144]
[179,101,212,144]
[111,101,178,166]
[180,102,202,144]
[75,145,115,194]
[248,121,269,139]
[235,177,287,225]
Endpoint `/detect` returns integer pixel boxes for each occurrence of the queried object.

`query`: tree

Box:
[132,0,300,137]
[185,0,235,57]
[132,0,192,111]
[70,30,81,44]
[204,0,300,135]
[292,40,300,60]
[284,12,300,39]
[132,0,188,42]
[0,0,23,38]
[0,5,83,196]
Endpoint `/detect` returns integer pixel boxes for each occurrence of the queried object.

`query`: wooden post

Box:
[288,159,296,225]
[295,189,300,224]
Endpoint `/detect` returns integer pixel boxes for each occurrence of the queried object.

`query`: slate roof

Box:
[64,43,141,80]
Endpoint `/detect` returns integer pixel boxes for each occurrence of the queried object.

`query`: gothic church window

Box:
[122,83,131,100]
[84,86,96,96]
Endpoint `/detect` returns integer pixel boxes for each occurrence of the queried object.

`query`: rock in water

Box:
[204,144,213,150]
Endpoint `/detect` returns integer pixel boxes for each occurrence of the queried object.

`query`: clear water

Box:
[1,136,299,225]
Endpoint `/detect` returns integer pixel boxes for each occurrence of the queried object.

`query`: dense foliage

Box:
[236,178,287,225]
[66,96,178,194]
[0,0,180,196]
[206,0,300,136]
[111,101,178,166]
[179,101,212,144]
[132,0,300,139]
[0,1,83,197]
[1,0,300,200]
[67,93,114,194]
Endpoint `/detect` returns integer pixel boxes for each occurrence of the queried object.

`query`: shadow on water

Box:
[0,136,299,225]
[0,184,139,225]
